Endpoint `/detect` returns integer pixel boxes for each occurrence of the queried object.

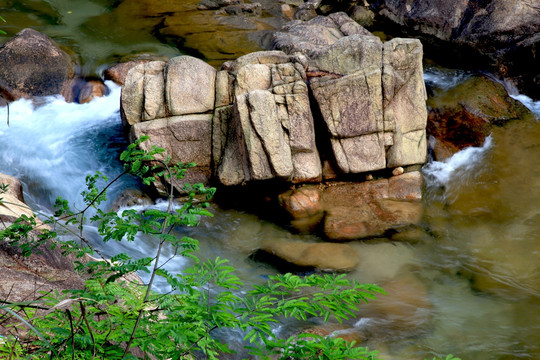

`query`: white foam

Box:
[423,136,492,187]
[0,82,131,212]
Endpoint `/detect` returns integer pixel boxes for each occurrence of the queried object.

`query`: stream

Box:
[1,2,540,359]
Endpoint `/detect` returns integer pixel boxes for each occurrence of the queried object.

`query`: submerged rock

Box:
[427,75,533,161]
[258,239,359,272]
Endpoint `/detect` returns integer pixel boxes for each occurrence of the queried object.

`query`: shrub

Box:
[0,136,383,359]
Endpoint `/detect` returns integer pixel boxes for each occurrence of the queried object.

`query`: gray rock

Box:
[383,39,427,167]
[130,115,213,193]
[142,61,167,121]
[165,56,216,116]
[121,64,145,126]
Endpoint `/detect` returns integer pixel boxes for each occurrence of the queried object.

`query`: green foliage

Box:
[0,15,5,35]
[0,136,457,360]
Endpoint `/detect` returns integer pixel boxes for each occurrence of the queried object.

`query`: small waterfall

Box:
[0,82,135,214]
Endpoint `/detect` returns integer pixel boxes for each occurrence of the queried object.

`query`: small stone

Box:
[392,166,404,176]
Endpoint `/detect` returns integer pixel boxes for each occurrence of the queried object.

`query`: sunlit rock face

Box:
[120,12,428,239]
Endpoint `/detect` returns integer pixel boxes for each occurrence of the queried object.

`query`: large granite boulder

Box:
[215,51,322,185]
[0,28,76,101]
[129,114,213,194]
[272,14,428,174]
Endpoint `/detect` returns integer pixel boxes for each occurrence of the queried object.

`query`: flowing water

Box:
[2,3,540,359]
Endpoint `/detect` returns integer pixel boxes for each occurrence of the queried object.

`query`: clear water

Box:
[1,3,540,358]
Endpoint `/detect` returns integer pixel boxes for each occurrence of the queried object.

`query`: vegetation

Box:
[0,136,461,360]
[0,136,385,359]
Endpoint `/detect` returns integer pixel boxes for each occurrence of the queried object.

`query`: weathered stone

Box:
[383,38,428,167]
[197,0,240,10]
[0,173,25,203]
[378,0,540,99]
[0,175,84,304]
[110,189,153,212]
[212,105,235,167]
[311,69,383,138]
[215,70,233,107]
[142,61,167,121]
[234,93,272,181]
[386,129,427,168]
[121,64,145,126]
[130,115,212,193]
[321,175,423,240]
[235,64,272,97]
[0,28,76,100]
[259,240,359,272]
[279,186,323,220]
[165,56,216,116]
[224,51,291,73]
[330,134,386,174]
[350,5,375,27]
[309,34,383,75]
[272,12,374,57]
[221,3,262,16]
[247,90,293,179]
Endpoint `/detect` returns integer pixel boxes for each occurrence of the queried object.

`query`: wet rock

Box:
[103,60,152,86]
[349,5,375,27]
[427,75,532,161]
[110,189,154,212]
[78,80,110,104]
[369,274,432,329]
[259,239,359,272]
[220,3,262,16]
[279,186,324,233]
[377,0,540,99]
[0,28,76,101]
[197,0,241,10]
[322,172,423,240]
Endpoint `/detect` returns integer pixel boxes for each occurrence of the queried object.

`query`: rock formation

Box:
[120,12,428,241]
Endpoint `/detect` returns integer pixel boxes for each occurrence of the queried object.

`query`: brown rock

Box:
[78,80,110,104]
[427,75,532,160]
[279,186,324,233]
[103,60,152,85]
[321,173,423,240]
[260,240,359,272]
[0,28,76,100]
[0,173,25,203]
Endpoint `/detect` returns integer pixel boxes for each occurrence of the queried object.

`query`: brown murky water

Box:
[1,2,540,359]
